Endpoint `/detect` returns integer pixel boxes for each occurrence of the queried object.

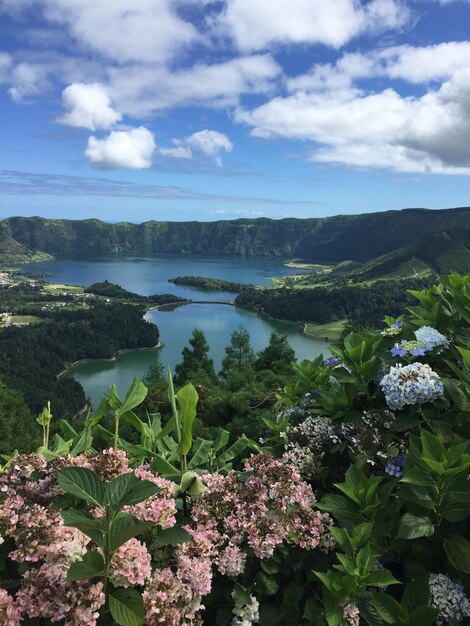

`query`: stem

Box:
[113,415,120,449]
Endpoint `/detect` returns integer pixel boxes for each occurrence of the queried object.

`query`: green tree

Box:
[220,325,255,379]
[255,331,295,374]
[174,329,216,386]
[0,380,39,454]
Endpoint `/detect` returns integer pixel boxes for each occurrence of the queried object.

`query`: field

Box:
[304,319,347,341]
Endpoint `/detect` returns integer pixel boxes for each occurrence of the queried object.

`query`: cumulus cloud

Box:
[59,83,121,130]
[107,54,281,116]
[38,0,198,64]
[161,130,233,165]
[85,126,156,169]
[7,62,50,103]
[216,0,410,51]
[236,61,470,173]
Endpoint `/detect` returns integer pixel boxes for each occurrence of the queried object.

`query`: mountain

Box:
[1,206,470,264]
[0,232,53,264]
[334,229,470,280]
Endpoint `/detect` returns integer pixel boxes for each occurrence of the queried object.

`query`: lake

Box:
[19,255,328,407]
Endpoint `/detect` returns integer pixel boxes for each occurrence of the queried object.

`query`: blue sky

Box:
[1,0,470,222]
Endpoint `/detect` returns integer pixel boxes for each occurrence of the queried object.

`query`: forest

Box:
[0,303,159,452]
[236,277,435,327]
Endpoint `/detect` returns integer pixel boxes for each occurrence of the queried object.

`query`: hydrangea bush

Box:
[0,273,470,625]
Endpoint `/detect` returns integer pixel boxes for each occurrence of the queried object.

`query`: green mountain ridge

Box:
[335,229,470,280]
[1,206,470,264]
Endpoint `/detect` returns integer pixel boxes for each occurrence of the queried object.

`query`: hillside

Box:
[333,228,470,281]
[0,232,53,264]
[1,206,470,264]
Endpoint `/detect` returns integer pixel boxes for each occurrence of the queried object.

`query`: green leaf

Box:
[151,526,192,549]
[371,593,406,625]
[397,513,434,539]
[188,438,214,469]
[420,430,445,462]
[409,606,440,626]
[151,456,180,481]
[67,550,104,582]
[85,397,110,427]
[117,478,160,507]
[363,571,401,588]
[58,467,105,508]
[260,559,280,575]
[443,534,470,573]
[254,571,279,596]
[180,470,207,496]
[109,588,145,626]
[401,575,430,611]
[176,383,199,457]
[104,472,141,507]
[167,368,181,445]
[109,513,153,552]
[108,385,122,411]
[116,378,148,417]
[61,509,106,545]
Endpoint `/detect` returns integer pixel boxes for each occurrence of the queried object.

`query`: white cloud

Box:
[85,126,156,169]
[40,0,198,64]
[107,54,281,116]
[7,62,50,103]
[236,61,470,173]
[59,83,122,130]
[216,0,409,51]
[0,53,12,83]
[160,130,233,165]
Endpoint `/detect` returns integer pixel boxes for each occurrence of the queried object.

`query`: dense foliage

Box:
[0,303,159,417]
[85,281,186,306]
[236,277,434,327]
[1,274,470,626]
[169,276,248,292]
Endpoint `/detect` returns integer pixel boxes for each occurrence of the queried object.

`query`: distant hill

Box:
[334,229,470,280]
[1,206,470,266]
[0,232,53,264]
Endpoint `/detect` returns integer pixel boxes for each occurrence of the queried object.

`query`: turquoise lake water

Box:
[19,255,328,407]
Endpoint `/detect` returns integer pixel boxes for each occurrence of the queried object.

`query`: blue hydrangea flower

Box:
[385,453,406,477]
[380,362,444,411]
[429,573,470,625]
[322,356,341,367]
[415,326,450,350]
[391,320,403,329]
[391,340,431,358]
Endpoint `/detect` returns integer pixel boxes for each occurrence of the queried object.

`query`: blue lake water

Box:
[20,255,328,407]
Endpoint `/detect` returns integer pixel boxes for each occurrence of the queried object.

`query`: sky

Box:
[1,0,470,223]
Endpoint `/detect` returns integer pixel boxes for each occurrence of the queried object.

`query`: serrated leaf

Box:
[397,513,434,539]
[151,526,192,549]
[58,467,104,508]
[401,575,430,611]
[443,534,470,573]
[109,588,145,626]
[364,570,400,587]
[109,513,153,552]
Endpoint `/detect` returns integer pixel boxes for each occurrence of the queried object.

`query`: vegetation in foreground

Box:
[0,274,470,625]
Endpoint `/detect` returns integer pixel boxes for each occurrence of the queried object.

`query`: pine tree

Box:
[220,325,255,378]
[255,331,295,374]
[174,329,216,385]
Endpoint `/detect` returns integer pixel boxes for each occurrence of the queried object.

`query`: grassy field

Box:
[304,319,347,341]
[43,283,84,293]
[10,315,41,324]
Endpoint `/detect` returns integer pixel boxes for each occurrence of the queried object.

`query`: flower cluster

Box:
[143,525,217,626]
[193,454,334,561]
[384,453,406,477]
[232,590,260,626]
[109,538,152,588]
[380,362,444,411]
[281,416,340,479]
[415,326,450,350]
[342,603,360,626]
[381,320,403,336]
[0,450,177,625]
[322,355,341,367]
[391,340,431,358]
[339,409,397,466]
[429,573,470,625]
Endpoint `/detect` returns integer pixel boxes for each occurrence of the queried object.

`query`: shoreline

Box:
[57,341,162,379]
